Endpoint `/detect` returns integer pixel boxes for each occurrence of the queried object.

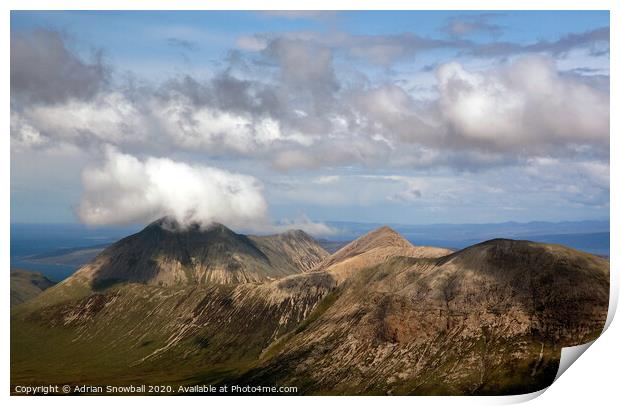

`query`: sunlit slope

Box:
[11,226,608,395]
[237,239,609,394]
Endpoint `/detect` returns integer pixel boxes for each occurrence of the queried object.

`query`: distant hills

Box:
[25,243,109,266]
[11,218,609,395]
[325,220,610,255]
[10,269,55,307]
[326,219,610,239]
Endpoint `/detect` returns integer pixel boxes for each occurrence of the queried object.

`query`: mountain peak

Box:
[363,225,404,239]
[69,218,328,288]
[144,216,233,234]
[351,225,413,249]
[316,226,413,272]
[279,229,313,240]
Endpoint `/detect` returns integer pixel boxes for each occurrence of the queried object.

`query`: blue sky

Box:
[10,11,610,232]
[10,11,609,80]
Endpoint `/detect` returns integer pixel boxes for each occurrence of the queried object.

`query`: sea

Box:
[11,223,140,281]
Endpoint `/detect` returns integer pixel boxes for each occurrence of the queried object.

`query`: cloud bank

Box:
[10,20,609,226]
[11,35,609,170]
[436,56,609,152]
[76,148,335,235]
[11,30,107,105]
[77,148,268,228]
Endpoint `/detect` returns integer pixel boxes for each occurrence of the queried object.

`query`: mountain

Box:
[236,238,608,394]
[11,225,609,395]
[10,269,55,307]
[315,226,453,280]
[56,217,328,290]
[251,229,329,273]
[323,220,610,256]
[10,220,609,283]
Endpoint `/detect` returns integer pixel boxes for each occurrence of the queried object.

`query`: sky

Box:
[10,11,610,233]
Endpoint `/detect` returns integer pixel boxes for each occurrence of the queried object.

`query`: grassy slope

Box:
[10,269,56,307]
[11,273,336,387]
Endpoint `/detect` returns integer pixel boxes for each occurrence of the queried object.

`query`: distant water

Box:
[395,232,610,256]
[11,223,141,282]
[9,260,77,282]
[11,221,609,282]
[326,220,610,257]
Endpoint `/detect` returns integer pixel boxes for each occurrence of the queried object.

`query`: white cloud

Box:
[236,35,268,51]
[436,56,609,152]
[10,31,609,174]
[10,112,46,149]
[313,175,340,185]
[77,148,268,229]
[77,148,335,235]
[152,97,315,153]
[10,26,610,226]
[19,92,145,146]
[269,215,338,236]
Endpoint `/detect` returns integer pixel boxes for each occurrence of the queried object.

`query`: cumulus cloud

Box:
[17,92,145,148]
[264,37,339,99]
[10,22,610,228]
[436,56,609,154]
[10,112,46,149]
[11,29,108,105]
[147,89,315,155]
[11,27,609,174]
[77,148,268,228]
[77,148,335,235]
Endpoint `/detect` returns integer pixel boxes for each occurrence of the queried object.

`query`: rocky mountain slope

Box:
[10,269,56,307]
[11,225,609,395]
[250,229,328,273]
[236,238,608,394]
[56,217,328,290]
[315,226,453,281]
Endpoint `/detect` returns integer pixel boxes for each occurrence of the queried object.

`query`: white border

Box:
[3,1,616,405]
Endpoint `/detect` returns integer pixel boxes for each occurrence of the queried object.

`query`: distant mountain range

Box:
[326,219,610,239]
[11,219,610,282]
[325,220,610,255]
[11,218,609,395]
